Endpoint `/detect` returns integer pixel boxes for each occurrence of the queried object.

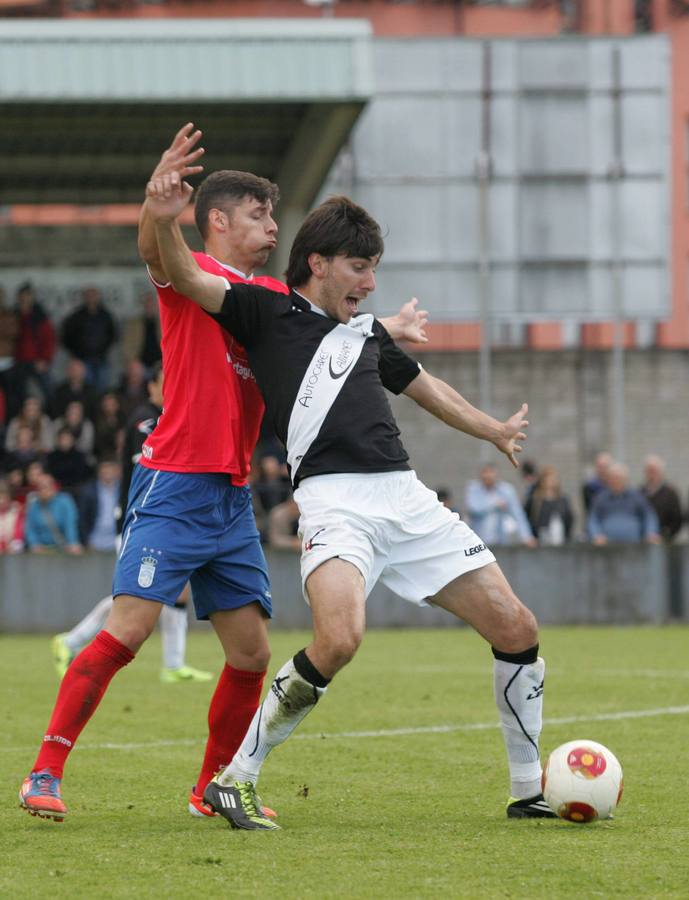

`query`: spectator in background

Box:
[78,458,121,551]
[5,467,26,505]
[525,465,574,545]
[92,391,125,461]
[121,291,162,374]
[435,486,461,514]
[61,287,117,392]
[0,286,19,426]
[24,472,83,554]
[50,358,98,420]
[5,396,53,454]
[53,400,95,459]
[0,286,18,371]
[13,282,56,409]
[3,425,45,475]
[520,459,539,506]
[588,463,660,545]
[45,427,93,500]
[640,454,683,542]
[0,478,25,553]
[253,452,290,517]
[582,451,613,514]
[116,359,149,420]
[24,459,47,498]
[267,496,301,552]
[465,463,537,547]
[0,385,5,449]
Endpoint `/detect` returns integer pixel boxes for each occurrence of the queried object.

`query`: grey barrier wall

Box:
[0,544,684,634]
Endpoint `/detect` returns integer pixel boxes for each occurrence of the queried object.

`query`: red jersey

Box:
[141,253,288,485]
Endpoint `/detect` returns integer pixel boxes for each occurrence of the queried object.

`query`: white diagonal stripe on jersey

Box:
[286,315,374,482]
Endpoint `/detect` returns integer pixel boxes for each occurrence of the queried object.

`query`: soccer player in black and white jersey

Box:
[147,172,556,830]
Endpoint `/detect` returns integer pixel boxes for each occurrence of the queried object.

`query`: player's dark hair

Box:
[285,196,384,289]
[194,170,280,239]
[148,361,163,384]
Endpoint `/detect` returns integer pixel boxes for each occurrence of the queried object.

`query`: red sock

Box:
[195,664,266,795]
[33,630,135,778]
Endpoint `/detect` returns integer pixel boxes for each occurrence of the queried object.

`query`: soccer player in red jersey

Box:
[19,124,429,822]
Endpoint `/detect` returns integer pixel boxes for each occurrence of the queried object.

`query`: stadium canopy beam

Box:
[0,18,373,263]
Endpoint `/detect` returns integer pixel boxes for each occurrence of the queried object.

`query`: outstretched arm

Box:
[380,298,429,344]
[138,123,205,283]
[147,174,226,312]
[403,369,528,468]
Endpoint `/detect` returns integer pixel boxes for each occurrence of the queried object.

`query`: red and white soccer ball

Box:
[542,740,623,823]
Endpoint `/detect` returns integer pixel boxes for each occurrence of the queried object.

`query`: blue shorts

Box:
[113,466,272,620]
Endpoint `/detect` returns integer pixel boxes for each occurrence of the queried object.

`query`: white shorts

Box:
[294,470,496,606]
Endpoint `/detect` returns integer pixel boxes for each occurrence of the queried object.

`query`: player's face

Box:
[318,254,378,323]
[223,197,278,271]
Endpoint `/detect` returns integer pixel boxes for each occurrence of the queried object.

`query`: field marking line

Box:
[4,704,689,754]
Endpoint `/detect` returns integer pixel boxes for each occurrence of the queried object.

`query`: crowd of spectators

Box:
[0,282,156,555]
[1,281,688,558]
[440,450,686,549]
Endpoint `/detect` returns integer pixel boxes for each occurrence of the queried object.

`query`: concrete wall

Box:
[386,347,689,528]
[1,543,685,634]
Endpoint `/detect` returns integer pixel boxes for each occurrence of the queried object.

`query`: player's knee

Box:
[515,603,539,648]
[107,619,154,653]
[325,628,363,671]
[229,645,271,672]
[493,595,538,653]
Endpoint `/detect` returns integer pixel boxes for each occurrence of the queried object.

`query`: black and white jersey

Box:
[209,287,421,486]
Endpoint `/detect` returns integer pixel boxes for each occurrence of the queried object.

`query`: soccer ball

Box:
[542,740,623,823]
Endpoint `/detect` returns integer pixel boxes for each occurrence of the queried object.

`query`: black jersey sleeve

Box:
[374,321,422,394]
[208,283,285,347]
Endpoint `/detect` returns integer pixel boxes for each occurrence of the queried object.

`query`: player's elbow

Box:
[138,238,160,267]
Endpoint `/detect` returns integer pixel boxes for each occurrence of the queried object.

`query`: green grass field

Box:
[3,626,689,899]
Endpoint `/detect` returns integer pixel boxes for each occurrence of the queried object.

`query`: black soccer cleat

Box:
[506,793,557,819]
[203,777,280,831]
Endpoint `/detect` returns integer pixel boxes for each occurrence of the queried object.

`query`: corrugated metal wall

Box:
[324,36,670,325]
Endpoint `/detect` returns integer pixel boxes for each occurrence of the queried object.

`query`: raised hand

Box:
[146,172,194,221]
[495,402,529,468]
[152,122,205,182]
[396,297,430,344]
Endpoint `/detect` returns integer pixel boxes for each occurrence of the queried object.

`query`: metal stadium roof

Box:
[0,19,374,210]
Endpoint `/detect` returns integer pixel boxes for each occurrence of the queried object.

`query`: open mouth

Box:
[345,295,361,315]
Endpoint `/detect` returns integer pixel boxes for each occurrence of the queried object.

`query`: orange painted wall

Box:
[656,13,689,347]
[69,0,461,34]
[578,0,635,35]
[460,4,562,37]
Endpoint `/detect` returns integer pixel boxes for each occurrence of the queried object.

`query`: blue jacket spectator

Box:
[78,459,121,550]
[588,463,660,545]
[465,464,536,546]
[582,451,613,513]
[25,473,83,554]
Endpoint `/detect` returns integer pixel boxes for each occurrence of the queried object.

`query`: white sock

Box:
[160,604,187,670]
[219,657,326,787]
[493,655,545,799]
[63,595,113,653]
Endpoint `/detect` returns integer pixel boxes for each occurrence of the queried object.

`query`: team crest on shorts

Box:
[138,553,159,588]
